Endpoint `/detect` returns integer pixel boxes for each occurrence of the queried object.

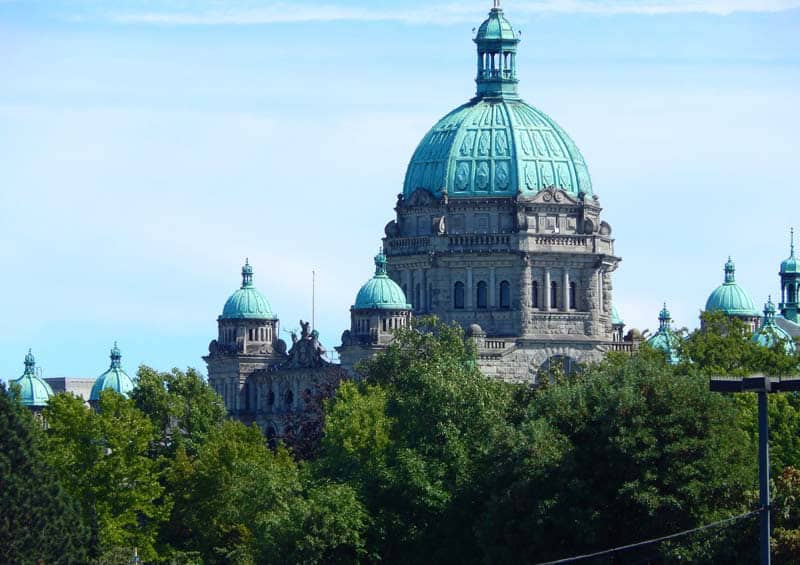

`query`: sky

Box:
[1,0,799,381]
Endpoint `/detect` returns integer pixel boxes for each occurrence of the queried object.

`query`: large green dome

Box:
[221,260,277,320]
[403,5,592,200]
[10,350,53,408]
[705,257,760,317]
[354,252,411,311]
[90,343,135,401]
[404,99,593,200]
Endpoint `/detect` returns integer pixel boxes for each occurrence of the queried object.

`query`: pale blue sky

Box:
[1,0,799,380]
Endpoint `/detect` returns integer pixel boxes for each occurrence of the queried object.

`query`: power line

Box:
[534,509,760,565]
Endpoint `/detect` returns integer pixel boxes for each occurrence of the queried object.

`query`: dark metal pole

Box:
[758,389,771,565]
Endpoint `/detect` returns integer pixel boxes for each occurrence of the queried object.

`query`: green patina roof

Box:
[403,3,592,200]
[611,304,623,326]
[781,229,799,274]
[753,297,797,354]
[9,349,53,407]
[221,260,277,320]
[90,342,135,401]
[354,251,411,311]
[646,303,682,364]
[705,257,760,317]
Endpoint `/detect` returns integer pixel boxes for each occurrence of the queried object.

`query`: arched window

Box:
[415,284,421,311]
[304,388,313,403]
[532,281,539,308]
[243,382,250,411]
[551,281,558,309]
[476,281,488,309]
[500,281,511,309]
[569,282,577,310]
[454,282,465,309]
[285,390,294,406]
[402,284,408,299]
[267,390,275,406]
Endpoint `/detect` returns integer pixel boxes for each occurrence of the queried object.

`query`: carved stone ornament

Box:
[273,320,330,371]
[406,188,437,208]
[385,220,398,237]
[599,221,612,236]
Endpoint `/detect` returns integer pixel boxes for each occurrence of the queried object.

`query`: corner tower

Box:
[205,261,287,418]
[780,229,799,323]
[382,2,620,383]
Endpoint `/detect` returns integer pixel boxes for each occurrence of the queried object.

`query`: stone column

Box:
[520,256,532,333]
[544,269,551,311]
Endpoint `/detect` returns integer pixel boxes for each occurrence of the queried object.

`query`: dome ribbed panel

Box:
[705,284,760,317]
[221,287,277,320]
[403,99,592,199]
[90,368,135,401]
[11,375,53,407]
[354,277,411,310]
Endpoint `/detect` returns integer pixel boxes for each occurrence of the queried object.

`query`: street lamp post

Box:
[710,375,800,565]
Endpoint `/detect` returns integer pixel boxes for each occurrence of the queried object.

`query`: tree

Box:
[44,391,168,561]
[476,347,758,563]
[130,366,227,458]
[318,316,511,562]
[0,383,90,564]
[167,420,367,564]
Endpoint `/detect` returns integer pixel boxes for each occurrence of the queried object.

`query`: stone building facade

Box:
[380,4,621,382]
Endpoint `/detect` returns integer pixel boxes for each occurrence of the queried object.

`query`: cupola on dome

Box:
[646,303,682,364]
[705,257,760,317]
[221,260,277,320]
[354,251,412,311]
[403,2,592,200]
[753,297,796,354]
[90,342,135,401]
[10,349,53,407]
[781,229,799,275]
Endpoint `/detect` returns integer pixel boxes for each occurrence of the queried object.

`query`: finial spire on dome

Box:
[24,349,35,374]
[241,259,254,288]
[110,341,122,369]
[724,257,736,284]
[474,1,519,99]
[791,228,795,256]
[374,247,388,277]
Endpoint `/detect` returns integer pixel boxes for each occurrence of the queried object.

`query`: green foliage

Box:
[0,383,90,564]
[477,346,757,563]
[683,310,800,377]
[773,466,800,562]
[44,390,167,561]
[130,366,227,457]
[320,317,511,562]
[167,420,367,564]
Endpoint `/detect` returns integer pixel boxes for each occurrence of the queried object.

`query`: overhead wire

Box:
[534,509,760,565]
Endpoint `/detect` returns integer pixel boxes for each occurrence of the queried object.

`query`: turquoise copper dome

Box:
[646,304,682,364]
[781,229,799,274]
[354,251,412,311]
[221,260,277,320]
[90,342,135,401]
[403,4,592,200]
[705,257,760,317]
[753,297,796,354]
[10,349,53,407]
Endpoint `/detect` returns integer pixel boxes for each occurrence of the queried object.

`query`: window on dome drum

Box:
[551,282,558,309]
[500,281,511,309]
[402,284,408,300]
[454,282,465,309]
[477,281,488,309]
[268,390,275,406]
[285,390,293,406]
[569,282,577,310]
[382,319,387,332]
[304,388,312,403]
[532,281,539,308]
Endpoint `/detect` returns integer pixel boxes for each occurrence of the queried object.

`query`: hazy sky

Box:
[2,0,799,381]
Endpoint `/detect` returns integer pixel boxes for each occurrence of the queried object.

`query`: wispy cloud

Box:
[107,0,800,25]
